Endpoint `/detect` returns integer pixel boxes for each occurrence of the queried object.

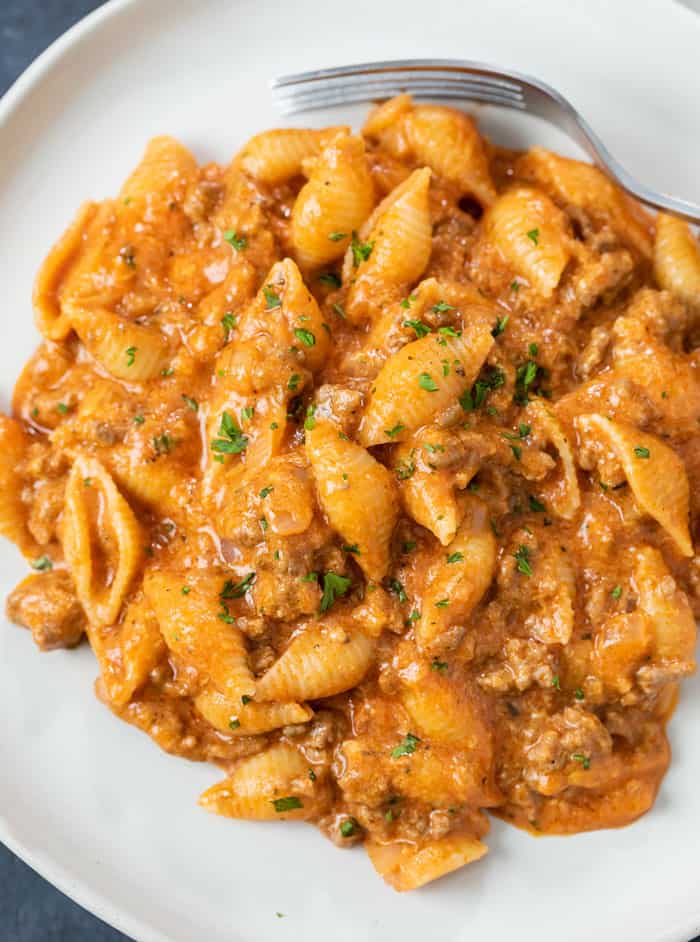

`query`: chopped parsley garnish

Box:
[403,319,431,338]
[492,315,509,337]
[574,688,585,700]
[263,285,282,309]
[552,675,561,690]
[460,366,506,411]
[611,585,622,600]
[259,486,274,499]
[287,374,300,391]
[319,571,352,612]
[511,281,521,293]
[431,658,449,674]
[402,541,417,553]
[389,579,408,603]
[510,444,522,461]
[161,367,174,377]
[229,718,241,730]
[223,230,247,251]
[211,411,248,455]
[634,446,650,459]
[438,325,461,337]
[56,402,69,415]
[133,414,145,425]
[385,423,405,438]
[514,544,533,576]
[328,231,347,241]
[340,817,360,837]
[332,302,346,319]
[526,228,540,245]
[242,694,252,705]
[514,359,540,405]
[240,406,254,422]
[571,753,590,770]
[446,551,464,563]
[528,495,546,513]
[528,342,538,357]
[152,433,173,455]
[391,733,421,758]
[304,404,317,431]
[301,571,319,583]
[182,394,198,412]
[406,609,420,624]
[418,372,439,392]
[400,293,417,309]
[350,231,374,267]
[343,544,360,555]
[181,586,191,595]
[294,327,316,347]
[83,478,92,487]
[432,301,455,313]
[31,555,53,572]
[319,272,341,288]
[435,598,449,608]
[125,346,137,367]
[272,796,303,812]
[221,312,237,337]
[395,451,416,480]
[221,572,256,600]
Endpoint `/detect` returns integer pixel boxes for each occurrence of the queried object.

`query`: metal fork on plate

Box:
[271,59,700,224]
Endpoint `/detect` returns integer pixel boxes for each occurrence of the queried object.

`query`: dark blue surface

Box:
[1,3,699,941]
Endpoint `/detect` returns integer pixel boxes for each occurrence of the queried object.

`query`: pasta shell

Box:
[516,147,653,258]
[143,569,256,700]
[417,496,496,655]
[33,202,99,341]
[291,133,375,269]
[195,688,313,735]
[631,546,696,662]
[238,127,348,185]
[483,186,571,297]
[254,623,375,702]
[344,168,433,323]
[65,303,170,382]
[403,104,496,206]
[199,743,325,821]
[306,419,398,580]
[654,213,700,309]
[366,833,487,891]
[0,415,32,553]
[401,662,491,745]
[358,326,494,446]
[527,400,580,520]
[574,414,692,556]
[119,135,198,202]
[63,456,143,627]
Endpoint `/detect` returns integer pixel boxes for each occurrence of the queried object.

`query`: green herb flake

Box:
[514,544,533,576]
[403,319,431,339]
[287,374,300,392]
[294,327,316,347]
[611,585,622,600]
[211,411,249,456]
[526,228,540,245]
[574,688,585,700]
[552,675,561,690]
[389,579,408,604]
[528,495,546,513]
[263,285,282,309]
[435,598,449,608]
[343,544,360,555]
[319,571,352,612]
[223,230,247,251]
[340,817,359,837]
[125,346,137,367]
[182,394,198,412]
[319,272,342,289]
[391,733,421,759]
[351,231,374,267]
[528,342,539,357]
[220,572,256,601]
[56,402,69,415]
[181,586,191,595]
[229,718,241,730]
[446,551,464,564]
[492,315,509,337]
[432,301,454,313]
[634,446,650,459]
[571,753,591,770]
[431,658,449,674]
[304,404,317,431]
[221,312,237,336]
[332,302,346,320]
[328,231,347,242]
[402,541,417,553]
[259,486,274,499]
[31,555,53,572]
[385,422,405,438]
[418,372,439,392]
[272,796,303,813]
[308,768,316,781]
[133,414,145,425]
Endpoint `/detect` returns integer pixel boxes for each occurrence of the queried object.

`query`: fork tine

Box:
[273,75,523,102]
[273,84,525,116]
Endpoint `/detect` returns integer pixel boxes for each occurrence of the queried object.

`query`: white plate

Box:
[1,1,699,940]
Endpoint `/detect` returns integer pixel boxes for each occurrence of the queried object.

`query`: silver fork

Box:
[271,59,700,224]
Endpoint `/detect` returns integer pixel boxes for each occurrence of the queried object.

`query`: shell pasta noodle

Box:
[4,95,700,892]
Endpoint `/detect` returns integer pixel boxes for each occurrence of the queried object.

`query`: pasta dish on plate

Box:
[2,94,699,890]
